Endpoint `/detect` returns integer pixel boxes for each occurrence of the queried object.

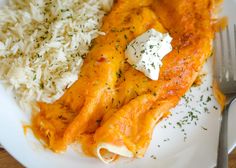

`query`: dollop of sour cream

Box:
[125,28,173,80]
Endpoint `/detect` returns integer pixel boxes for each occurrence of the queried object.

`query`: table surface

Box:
[0,148,235,168]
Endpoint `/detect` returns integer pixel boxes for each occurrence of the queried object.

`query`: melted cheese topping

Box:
[32,0,219,163]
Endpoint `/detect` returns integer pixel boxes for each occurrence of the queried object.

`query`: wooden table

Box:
[0,148,235,168]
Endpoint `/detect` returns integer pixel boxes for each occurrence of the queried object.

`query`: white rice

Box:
[0,0,113,112]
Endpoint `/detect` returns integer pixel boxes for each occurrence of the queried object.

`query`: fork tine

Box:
[234,24,236,80]
[214,31,222,82]
[214,25,236,94]
[219,28,225,81]
[226,26,233,81]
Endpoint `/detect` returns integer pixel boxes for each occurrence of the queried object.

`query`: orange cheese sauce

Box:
[32,0,219,158]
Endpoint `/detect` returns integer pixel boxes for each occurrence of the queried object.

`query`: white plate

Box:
[0,0,235,168]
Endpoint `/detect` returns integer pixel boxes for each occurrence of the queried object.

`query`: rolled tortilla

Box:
[92,95,176,163]
[96,143,133,163]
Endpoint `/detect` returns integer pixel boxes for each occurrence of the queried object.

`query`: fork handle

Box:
[216,103,230,168]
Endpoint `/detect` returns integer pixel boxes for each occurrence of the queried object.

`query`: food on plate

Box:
[0,0,113,111]
[0,0,222,164]
[31,0,219,163]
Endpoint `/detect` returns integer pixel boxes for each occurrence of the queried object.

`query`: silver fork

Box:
[214,25,236,168]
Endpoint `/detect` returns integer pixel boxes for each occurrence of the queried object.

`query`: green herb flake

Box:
[206,96,211,102]
[201,126,208,131]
